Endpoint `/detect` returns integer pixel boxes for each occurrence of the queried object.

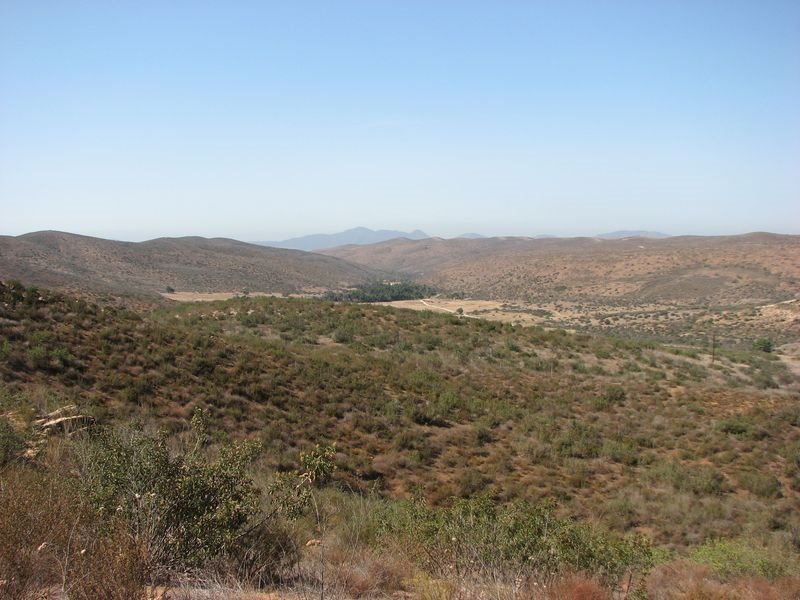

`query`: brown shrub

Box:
[0,467,75,599]
[547,573,611,600]
[302,541,411,598]
[65,524,146,600]
[0,465,146,600]
[646,562,734,600]
[645,561,800,600]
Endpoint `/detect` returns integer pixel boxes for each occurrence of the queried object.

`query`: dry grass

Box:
[645,562,800,600]
[297,542,412,599]
[0,466,146,600]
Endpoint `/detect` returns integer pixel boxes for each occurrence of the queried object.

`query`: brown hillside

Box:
[0,231,377,296]
[324,233,800,306]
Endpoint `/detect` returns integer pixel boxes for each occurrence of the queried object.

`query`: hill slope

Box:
[1,280,798,552]
[324,233,800,307]
[0,231,377,296]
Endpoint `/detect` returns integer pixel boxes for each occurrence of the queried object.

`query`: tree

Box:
[752,338,773,353]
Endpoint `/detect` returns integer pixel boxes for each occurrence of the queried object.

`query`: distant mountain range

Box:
[257,227,675,251]
[595,230,671,239]
[257,227,429,252]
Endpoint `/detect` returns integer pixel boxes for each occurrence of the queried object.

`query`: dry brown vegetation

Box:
[2,277,799,598]
[324,233,800,306]
[326,233,800,344]
[0,231,377,296]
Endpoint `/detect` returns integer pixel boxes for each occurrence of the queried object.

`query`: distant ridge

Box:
[0,231,376,296]
[323,232,800,306]
[257,227,429,251]
[596,230,671,239]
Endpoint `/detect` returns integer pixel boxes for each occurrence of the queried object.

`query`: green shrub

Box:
[752,338,773,353]
[78,413,262,570]
[0,417,25,466]
[689,538,791,579]
[555,422,601,458]
[380,496,654,584]
[686,465,726,496]
[738,471,782,498]
[648,460,726,496]
[28,345,49,369]
[602,384,627,404]
[602,439,639,466]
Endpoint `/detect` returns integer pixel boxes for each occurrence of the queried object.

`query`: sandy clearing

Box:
[382,298,554,325]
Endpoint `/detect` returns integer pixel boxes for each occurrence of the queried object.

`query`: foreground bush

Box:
[77,411,262,574]
[379,495,655,588]
[689,537,799,579]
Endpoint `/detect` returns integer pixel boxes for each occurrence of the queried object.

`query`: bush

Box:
[0,468,75,599]
[690,538,792,579]
[752,338,773,353]
[77,412,262,572]
[602,439,639,466]
[648,460,726,496]
[0,416,25,465]
[379,496,654,586]
[602,384,627,404]
[0,466,145,600]
[716,416,767,439]
[738,471,782,498]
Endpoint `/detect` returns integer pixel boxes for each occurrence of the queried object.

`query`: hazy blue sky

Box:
[1,1,798,241]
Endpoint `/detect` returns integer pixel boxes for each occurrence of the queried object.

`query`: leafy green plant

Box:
[380,495,655,586]
[78,412,262,571]
[690,537,792,579]
[738,471,782,498]
[752,338,773,353]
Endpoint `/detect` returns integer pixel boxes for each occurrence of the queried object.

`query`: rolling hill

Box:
[324,233,800,307]
[0,231,378,296]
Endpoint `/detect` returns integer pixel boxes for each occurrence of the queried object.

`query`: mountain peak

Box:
[257,227,429,252]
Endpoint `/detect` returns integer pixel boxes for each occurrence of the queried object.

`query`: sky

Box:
[1,1,798,242]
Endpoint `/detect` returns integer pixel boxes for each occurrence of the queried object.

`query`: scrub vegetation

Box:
[1,279,799,598]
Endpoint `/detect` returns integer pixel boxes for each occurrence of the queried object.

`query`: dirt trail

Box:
[778,342,800,379]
